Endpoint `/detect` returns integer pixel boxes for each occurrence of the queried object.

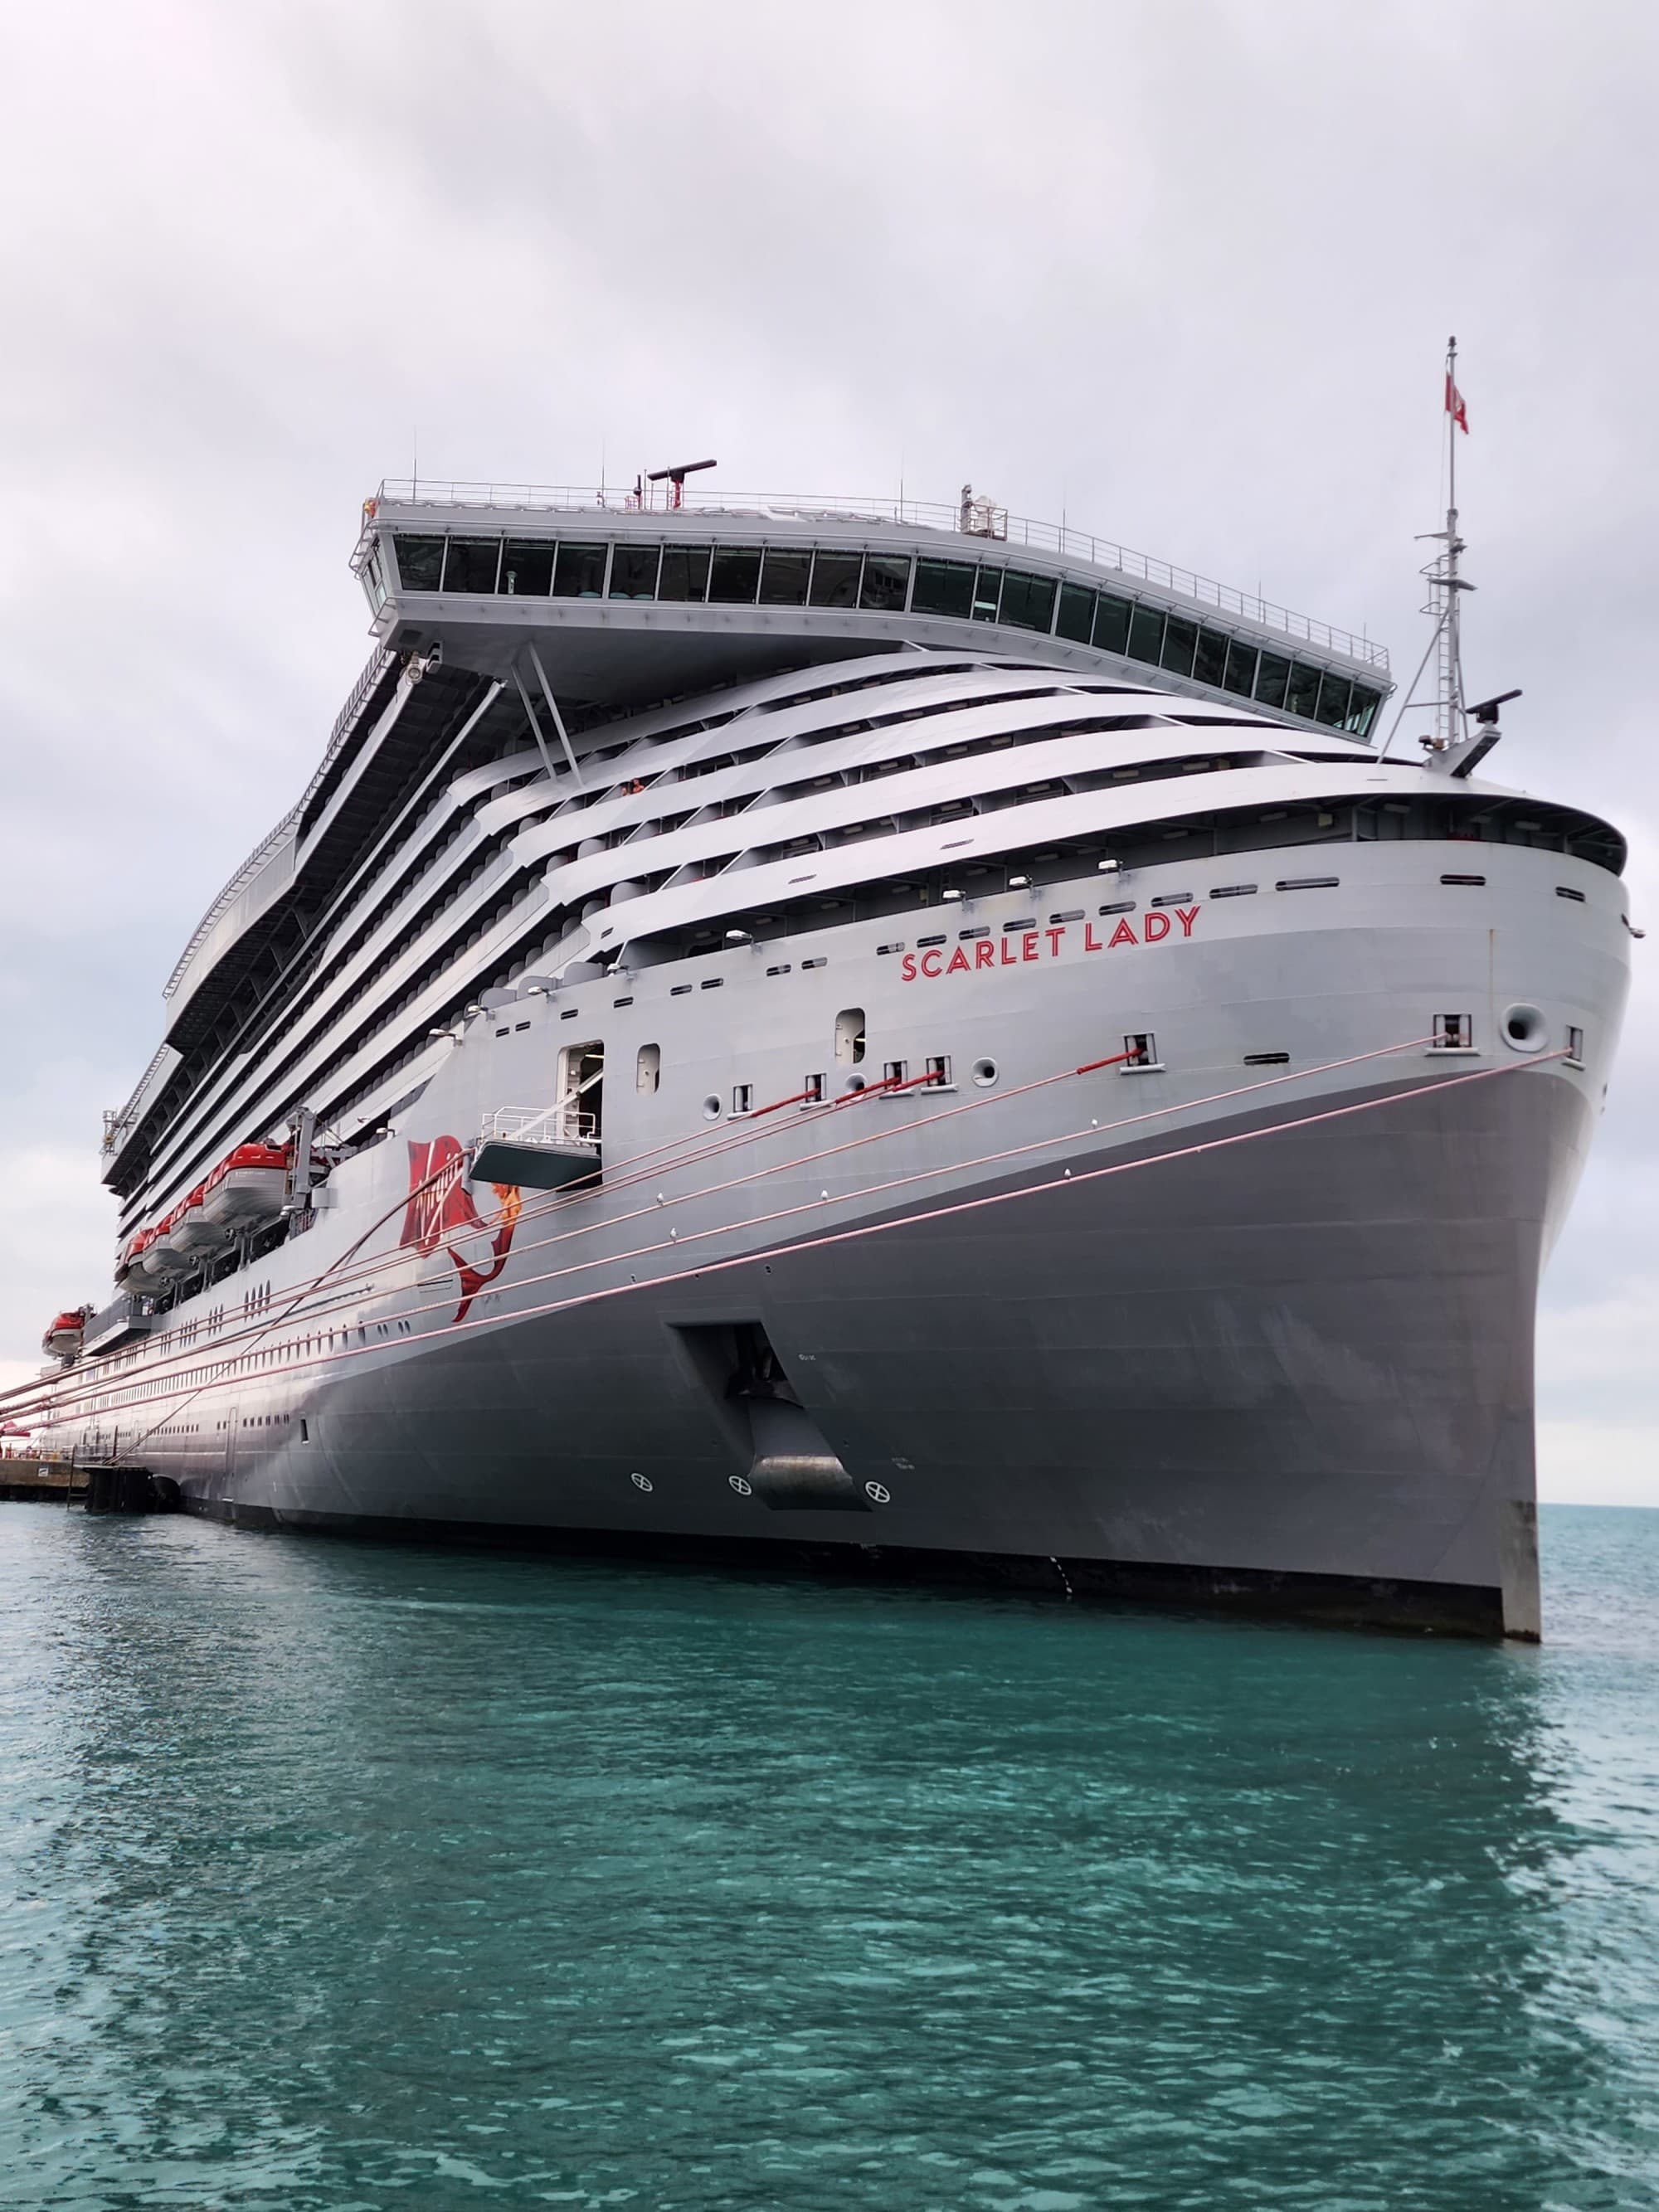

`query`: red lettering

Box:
[1046,928,1067,958]
[901,953,917,982]
[1000,941,1019,966]
[1085,924,1104,952]
[1108,919,1138,949]
[1175,905,1201,936]
[946,946,971,974]
[975,940,996,969]
[1144,911,1171,942]
[1022,932,1039,962]
[922,948,944,978]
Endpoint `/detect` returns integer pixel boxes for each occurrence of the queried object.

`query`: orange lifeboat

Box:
[42,1308,90,1361]
[172,1183,228,1261]
[201,1143,290,1233]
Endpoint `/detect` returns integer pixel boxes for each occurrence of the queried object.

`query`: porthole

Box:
[702,1094,722,1120]
[630,1471,653,1492]
[972,1058,999,1087]
[1501,1003,1547,1053]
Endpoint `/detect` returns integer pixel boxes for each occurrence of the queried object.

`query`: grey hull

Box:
[178,1065,1584,1637]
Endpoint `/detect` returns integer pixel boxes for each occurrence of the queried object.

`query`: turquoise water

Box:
[2,1507,1658,2209]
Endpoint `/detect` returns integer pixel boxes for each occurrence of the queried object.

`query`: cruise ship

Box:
[13,461,1632,1636]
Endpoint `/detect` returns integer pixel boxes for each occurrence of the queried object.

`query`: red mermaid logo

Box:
[400,1137,523,1323]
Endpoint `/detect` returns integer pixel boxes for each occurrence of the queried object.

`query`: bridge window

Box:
[444,537,502,593]
[1254,651,1291,708]
[1128,605,1165,664]
[1314,672,1352,728]
[971,565,1003,621]
[860,555,911,611]
[502,540,554,596]
[999,570,1057,633]
[709,546,762,602]
[1056,581,1095,643]
[1347,686,1382,738]
[659,546,711,601]
[912,558,977,620]
[759,549,811,605]
[1092,593,1132,654]
[1286,662,1321,720]
[393,533,445,591]
[553,542,607,598]
[610,545,660,600]
[809,552,862,607]
[1222,638,1258,697]
[1160,615,1198,678]
[1194,629,1228,687]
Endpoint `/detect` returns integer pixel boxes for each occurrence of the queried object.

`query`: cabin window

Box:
[502,540,554,596]
[708,547,762,603]
[1092,593,1132,654]
[557,1040,605,1140]
[834,1008,867,1065]
[758,549,811,605]
[444,537,502,593]
[860,555,912,611]
[609,545,660,600]
[392,533,445,591]
[912,558,977,619]
[553,542,608,598]
[636,1043,660,1094]
[809,552,862,608]
[659,547,711,601]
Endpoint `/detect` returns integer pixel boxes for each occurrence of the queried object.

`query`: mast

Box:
[1435,333,1467,751]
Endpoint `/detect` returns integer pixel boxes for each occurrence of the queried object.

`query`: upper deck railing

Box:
[367,479,1388,673]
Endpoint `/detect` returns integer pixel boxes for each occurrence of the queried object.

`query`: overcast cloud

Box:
[1,0,1654,1500]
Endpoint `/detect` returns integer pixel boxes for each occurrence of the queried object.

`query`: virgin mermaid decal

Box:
[400,1137,523,1323]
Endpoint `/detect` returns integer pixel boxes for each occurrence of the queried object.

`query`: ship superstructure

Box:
[14,471,1632,1636]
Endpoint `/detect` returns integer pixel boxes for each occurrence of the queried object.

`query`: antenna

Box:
[1379,338,1478,762]
[645,459,717,510]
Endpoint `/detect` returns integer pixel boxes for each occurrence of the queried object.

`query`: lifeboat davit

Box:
[201,1143,290,1232]
[42,1308,90,1362]
[172,1184,229,1260]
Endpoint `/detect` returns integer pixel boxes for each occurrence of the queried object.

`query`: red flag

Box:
[1445,372,1469,434]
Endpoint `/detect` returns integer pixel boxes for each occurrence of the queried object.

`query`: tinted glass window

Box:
[809,552,862,607]
[709,547,762,603]
[860,555,911,611]
[393,533,445,591]
[1314,672,1352,728]
[1193,628,1228,687]
[444,537,501,593]
[1000,570,1058,633]
[1287,661,1321,720]
[912,558,976,620]
[502,540,554,596]
[659,546,711,601]
[609,545,659,600]
[758,549,811,605]
[1222,638,1259,697]
[1160,615,1198,678]
[972,566,1003,621]
[1092,593,1132,654]
[553,542,607,598]
[1347,686,1381,738]
[1255,651,1291,708]
[1127,605,1165,664]
[1056,581,1095,643]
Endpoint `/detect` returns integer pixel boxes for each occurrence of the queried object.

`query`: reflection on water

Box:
[2,1505,1657,2209]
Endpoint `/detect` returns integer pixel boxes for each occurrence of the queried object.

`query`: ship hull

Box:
[47,837,1627,1637]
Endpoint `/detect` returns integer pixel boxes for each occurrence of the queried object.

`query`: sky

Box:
[0,0,1654,1501]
